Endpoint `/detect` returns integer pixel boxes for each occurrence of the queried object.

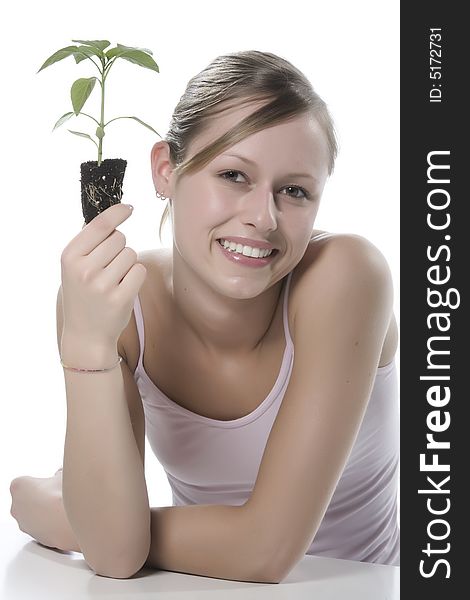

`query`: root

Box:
[84,177,123,210]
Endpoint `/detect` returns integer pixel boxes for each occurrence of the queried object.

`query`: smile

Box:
[218,238,274,259]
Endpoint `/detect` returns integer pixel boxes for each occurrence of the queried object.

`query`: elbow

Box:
[255,540,299,584]
[93,565,143,580]
[92,564,140,580]
[240,507,290,584]
[86,537,151,580]
[255,561,292,584]
[89,551,148,580]
[256,562,285,585]
[257,572,283,584]
[245,542,286,584]
[262,544,305,584]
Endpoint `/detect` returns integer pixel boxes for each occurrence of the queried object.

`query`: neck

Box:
[170,253,286,357]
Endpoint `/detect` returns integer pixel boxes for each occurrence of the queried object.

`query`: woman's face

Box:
[168,101,330,299]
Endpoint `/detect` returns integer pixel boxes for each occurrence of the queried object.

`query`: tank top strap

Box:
[133,294,145,368]
[282,271,294,351]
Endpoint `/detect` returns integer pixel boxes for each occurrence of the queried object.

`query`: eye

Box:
[218,170,311,200]
[219,170,247,183]
[281,185,311,200]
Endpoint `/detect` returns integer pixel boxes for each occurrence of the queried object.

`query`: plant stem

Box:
[81,112,101,126]
[103,57,116,78]
[98,60,106,166]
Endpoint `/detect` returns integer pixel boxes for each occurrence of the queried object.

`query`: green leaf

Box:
[122,116,160,136]
[96,126,105,139]
[68,130,99,148]
[52,112,75,131]
[116,42,153,56]
[105,47,159,73]
[71,77,98,114]
[71,39,111,51]
[105,46,124,59]
[73,45,103,64]
[37,45,79,73]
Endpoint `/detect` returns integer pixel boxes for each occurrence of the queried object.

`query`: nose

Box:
[240,187,278,233]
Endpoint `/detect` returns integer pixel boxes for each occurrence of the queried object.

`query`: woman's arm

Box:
[11,284,267,583]
[57,285,151,579]
[10,472,275,583]
[145,504,276,583]
[242,234,396,582]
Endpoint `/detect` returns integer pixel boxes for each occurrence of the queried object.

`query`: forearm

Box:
[146,503,277,584]
[61,339,150,576]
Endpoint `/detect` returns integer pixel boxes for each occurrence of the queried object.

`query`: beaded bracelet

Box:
[60,355,122,373]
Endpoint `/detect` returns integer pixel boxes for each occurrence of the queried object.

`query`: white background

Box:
[0,1,399,521]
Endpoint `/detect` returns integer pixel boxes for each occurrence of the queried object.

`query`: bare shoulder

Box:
[294,230,392,283]
[290,231,397,367]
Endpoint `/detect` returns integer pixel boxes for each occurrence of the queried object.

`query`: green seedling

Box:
[37,39,161,165]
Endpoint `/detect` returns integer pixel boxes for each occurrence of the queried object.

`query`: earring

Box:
[156,190,171,202]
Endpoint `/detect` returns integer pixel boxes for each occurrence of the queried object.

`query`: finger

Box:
[117,262,147,298]
[86,229,127,270]
[65,204,133,259]
[101,246,139,288]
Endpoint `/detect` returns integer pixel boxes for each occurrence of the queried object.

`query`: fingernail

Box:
[125,204,134,211]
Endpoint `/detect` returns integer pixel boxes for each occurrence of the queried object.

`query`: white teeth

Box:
[219,239,273,259]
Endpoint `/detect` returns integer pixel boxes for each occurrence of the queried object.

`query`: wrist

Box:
[60,334,119,369]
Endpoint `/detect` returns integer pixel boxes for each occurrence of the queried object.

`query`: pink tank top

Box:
[133,271,400,566]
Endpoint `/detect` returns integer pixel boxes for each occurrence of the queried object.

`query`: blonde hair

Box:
[159,50,338,242]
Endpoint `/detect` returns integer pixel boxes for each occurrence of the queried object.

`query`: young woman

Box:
[10,50,399,583]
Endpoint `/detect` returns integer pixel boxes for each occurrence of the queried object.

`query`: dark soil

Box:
[80,159,127,223]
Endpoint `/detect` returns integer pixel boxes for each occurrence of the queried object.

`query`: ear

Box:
[150,141,176,196]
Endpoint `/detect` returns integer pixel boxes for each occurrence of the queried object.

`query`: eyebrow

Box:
[222,153,318,181]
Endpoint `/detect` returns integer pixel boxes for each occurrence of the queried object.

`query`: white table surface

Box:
[0,519,399,599]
